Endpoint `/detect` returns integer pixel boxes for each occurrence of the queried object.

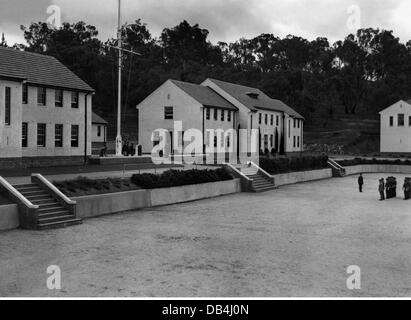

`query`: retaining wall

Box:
[344,165,411,176]
[272,169,333,187]
[0,204,19,231]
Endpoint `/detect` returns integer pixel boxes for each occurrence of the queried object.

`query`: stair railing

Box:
[327,159,346,177]
[223,163,253,192]
[31,174,77,215]
[0,176,39,229]
[248,162,275,185]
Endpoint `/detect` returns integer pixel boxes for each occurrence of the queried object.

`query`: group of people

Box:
[122,141,136,157]
[357,174,411,201]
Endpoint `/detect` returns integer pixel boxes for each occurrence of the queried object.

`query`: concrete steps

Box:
[13,183,82,230]
[240,167,276,193]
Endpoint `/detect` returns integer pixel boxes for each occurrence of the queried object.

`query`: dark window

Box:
[271,115,274,126]
[22,122,28,148]
[22,84,28,104]
[71,125,79,147]
[398,114,405,127]
[37,87,46,106]
[55,89,63,107]
[270,135,273,147]
[259,113,262,124]
[206,108,210,120]
[164,106,173,120]
[390,116,394,127]
[97,126,102,137]
[276,115,279,126]
[71,91,79,108]
[214,108,218,121]
[37,123,46,147]
[297,136,300,148]
[293,136,296,148]
[221,110,225,121]
[55,124,63,147]
[265,114,268,125]
[289,120,291,138]
[227,111,231,122]
[5,87,11,125]
[409,116,411,127]
[214,136,217,148]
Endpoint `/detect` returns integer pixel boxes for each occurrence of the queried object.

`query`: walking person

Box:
[379,179,385,201]
[403,178,410,200]
[358,174,364,193]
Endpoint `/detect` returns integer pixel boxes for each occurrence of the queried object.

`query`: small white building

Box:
[0,47,94,169]
[136,79,304,163]
[91,112,108,151]
[380,100,411,154]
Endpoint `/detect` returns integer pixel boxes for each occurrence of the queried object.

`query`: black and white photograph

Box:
[1,0,411,306]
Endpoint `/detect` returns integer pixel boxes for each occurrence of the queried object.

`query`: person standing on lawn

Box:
[358,174,364,193]
[379,179,385,201]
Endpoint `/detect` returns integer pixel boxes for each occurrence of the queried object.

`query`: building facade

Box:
[91,112,108,154]
[380,100,411,154]
[0,47,94,169]
[137,78,304,163]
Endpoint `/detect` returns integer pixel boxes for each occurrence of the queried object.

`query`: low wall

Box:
[74,190,150,219]
[0,204,19,231]
[73,179,241,219]
[273,169,333,187]
[150,179,241,207]
[344,165,411,176]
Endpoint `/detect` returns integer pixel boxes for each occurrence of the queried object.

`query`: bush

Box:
[259,155,329,175]
[131,168,233,189]
[338,158,411,167]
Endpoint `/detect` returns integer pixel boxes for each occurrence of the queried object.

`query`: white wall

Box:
[0,79,92,159]
[92,124,107,143]
[380,101,411,153]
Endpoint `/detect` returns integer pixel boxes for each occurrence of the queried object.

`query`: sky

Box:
[1,0,411,46]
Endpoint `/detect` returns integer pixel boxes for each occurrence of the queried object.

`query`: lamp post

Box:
[115,0,123,156]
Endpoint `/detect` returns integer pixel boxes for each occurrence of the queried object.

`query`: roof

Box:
[170,80,237,111]
[0,47,94,92]
[379,99,411,114]
[92,112,108,125]
[205,78,304,119]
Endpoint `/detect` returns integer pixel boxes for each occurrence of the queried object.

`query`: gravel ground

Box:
[1,173,411,297]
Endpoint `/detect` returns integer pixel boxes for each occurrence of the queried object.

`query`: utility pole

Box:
[115,0,123,156]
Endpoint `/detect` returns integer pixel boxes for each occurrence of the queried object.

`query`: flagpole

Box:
[115,0,123,156]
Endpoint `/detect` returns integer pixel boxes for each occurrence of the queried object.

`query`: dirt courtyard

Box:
[1,173,411,297]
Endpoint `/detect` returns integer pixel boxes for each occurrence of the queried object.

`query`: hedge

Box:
[259,155,329,175]
[131,168,233,189]
[338,158,411,167]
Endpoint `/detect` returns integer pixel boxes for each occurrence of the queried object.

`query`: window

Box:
[389,116,394,127]
[22,123,28,148]
[298,120,301,129]
[221,110,225,121]
[227,111,231,122]
[409,116,411,127]
[214,136,218,148]
[270,135,273,147]
[293,136,296,148]
[206,108,210,120]
[71,91,79,108]
[55,124,63,148]
[22,84,28,104]
[398,114,405,127]
[276,115,279,126]
[297,136,300,148]
[265,114,268,125]
[37,87,46,106]
[55,89,63,107]
[289,120,291,138]
[71,125,79,147]
[37,123,46,147]
[164,106,173,120]
[214,108,218,121]
[97,125,102,137]
[259,113,262,124]
[271,115,274,126]
[5,87,11,125]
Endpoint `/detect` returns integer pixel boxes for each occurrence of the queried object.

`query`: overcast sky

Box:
[1,0,411,46]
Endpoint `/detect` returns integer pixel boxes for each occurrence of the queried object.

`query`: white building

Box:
[0,47,94,169]
[380,100,411,154]
[136,79,304,163]
[91,112,108,153]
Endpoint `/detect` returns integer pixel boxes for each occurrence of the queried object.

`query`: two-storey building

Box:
[0,47,94,169]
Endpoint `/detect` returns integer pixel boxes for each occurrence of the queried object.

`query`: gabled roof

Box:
[379,99,411,114]
[0,47,94,92]
[92,112,108,125]
[205,78,304,119]
[170,80,237,111]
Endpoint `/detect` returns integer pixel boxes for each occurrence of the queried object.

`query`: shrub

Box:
[337,158,411,167]
[130,168,233,189]
[259,155,329,175]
